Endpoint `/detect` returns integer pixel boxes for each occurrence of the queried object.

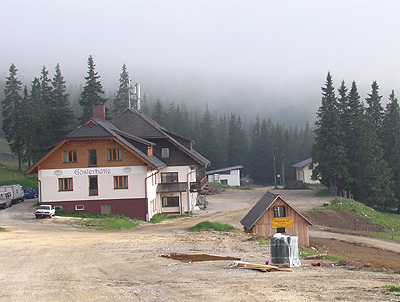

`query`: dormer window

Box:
[161,148,170,158]
[108,149,121,161]
[63,150,77,163]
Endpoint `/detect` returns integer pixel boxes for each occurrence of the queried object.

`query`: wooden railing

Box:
[190,176,208,192]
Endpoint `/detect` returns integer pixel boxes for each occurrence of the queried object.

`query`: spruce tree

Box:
[28,77,45,163]
[250,118,273,184]
[365,81,384,136]
[20,86,30,165]
[227,114,247,168]
[49,64,74,144]
[2,64,24,171]
[312,72,349,194]
[197,106,221,169]
[298,122,313,161]
[382,91,400,211]
[112,63,130,115]
[78,55,107,122]
[152,99,165,126]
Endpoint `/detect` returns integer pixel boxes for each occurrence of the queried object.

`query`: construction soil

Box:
[1,187,400,302]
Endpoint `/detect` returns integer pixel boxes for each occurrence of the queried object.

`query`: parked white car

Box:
[35,205,55,218]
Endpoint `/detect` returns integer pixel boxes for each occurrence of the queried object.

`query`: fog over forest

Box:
[1,1,399,127]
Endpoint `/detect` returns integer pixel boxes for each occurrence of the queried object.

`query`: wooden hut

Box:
[240,192,312,246]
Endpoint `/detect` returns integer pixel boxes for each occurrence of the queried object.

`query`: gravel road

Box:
[1,189,399,302]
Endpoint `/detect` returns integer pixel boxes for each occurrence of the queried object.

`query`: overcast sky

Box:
[1,0,399,124]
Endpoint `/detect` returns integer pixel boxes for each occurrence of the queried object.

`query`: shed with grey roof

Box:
[240,192,312,246]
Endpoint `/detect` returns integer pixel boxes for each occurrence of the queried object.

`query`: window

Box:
[75,205,84,211]
[54,206,63,210]
[58,178,73,191]
[114,176,128,189]
[63,150,77,162]
[108,149,121,161]
[162,196,179,207]
[161,172,178,183]
[101,204,111,215]
[88,150,97,166]
[89,175,98,196]
[274,206,286,218]
[161,148,170,158]
[277,228,286,233]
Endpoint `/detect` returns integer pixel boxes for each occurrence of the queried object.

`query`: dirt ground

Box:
[1,188,400,302]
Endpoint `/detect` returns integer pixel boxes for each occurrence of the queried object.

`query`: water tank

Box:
[270,233,290,265]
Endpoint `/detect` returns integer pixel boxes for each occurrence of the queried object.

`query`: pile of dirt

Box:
[304,209,383,232]
[310,237,400,271]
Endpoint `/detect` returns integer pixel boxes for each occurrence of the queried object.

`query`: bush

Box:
[149,213,192,224]
[283,180,309,190]
[0,227,6,232]
[189,221,237,232]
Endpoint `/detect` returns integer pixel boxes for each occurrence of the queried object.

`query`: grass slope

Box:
[0,138,38,188]
[313,197,400,240]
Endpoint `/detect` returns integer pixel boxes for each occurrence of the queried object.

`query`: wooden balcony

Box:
[190,176,208,192]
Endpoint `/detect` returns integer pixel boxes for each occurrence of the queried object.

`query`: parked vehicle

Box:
[0,192,12,209]
[35,205,55,218]
[0,184,24,204]
[23,187,38,199]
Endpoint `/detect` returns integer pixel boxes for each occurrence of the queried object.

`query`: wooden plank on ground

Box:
[160,253,241,262]
[229,261,292,272]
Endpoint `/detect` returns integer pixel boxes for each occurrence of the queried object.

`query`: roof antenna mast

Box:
[128,78,133,109]
[134,83,141,111]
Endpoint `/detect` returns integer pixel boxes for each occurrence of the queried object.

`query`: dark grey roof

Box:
[111,108,210,167]
[292,158,313,168]
[111,108,167,138]
[240,192,278,230]
[206,165,244,175]
[93,118,166,169]
[67,124,113,138]
[156,182,187,193]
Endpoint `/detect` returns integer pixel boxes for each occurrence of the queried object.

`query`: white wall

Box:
[39,166,148,202]
[296,164,320,184]
[156,165,197,213]
[207,169,241,186]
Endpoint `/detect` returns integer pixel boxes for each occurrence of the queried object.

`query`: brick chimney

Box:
[93,105,105,120]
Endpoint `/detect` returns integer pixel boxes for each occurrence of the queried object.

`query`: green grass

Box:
[299,247,346,261]
[315,188,336,197]
[0,227,6,232]
[254,237,269,245]
[384,285,400,292]
[149,213,193,223]
[210,182,252,190]
[0,138,38,188]
[55,211,141,230]
[311,197,400,240]
[189,221,238,232]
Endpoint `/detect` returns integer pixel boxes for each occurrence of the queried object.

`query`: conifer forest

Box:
[2,57,400,213]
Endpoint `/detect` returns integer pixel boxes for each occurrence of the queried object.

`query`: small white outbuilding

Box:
[206,165,243,187]
[292,158,320,185]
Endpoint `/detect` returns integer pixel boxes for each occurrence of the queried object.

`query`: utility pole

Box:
[274,156,277,188]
